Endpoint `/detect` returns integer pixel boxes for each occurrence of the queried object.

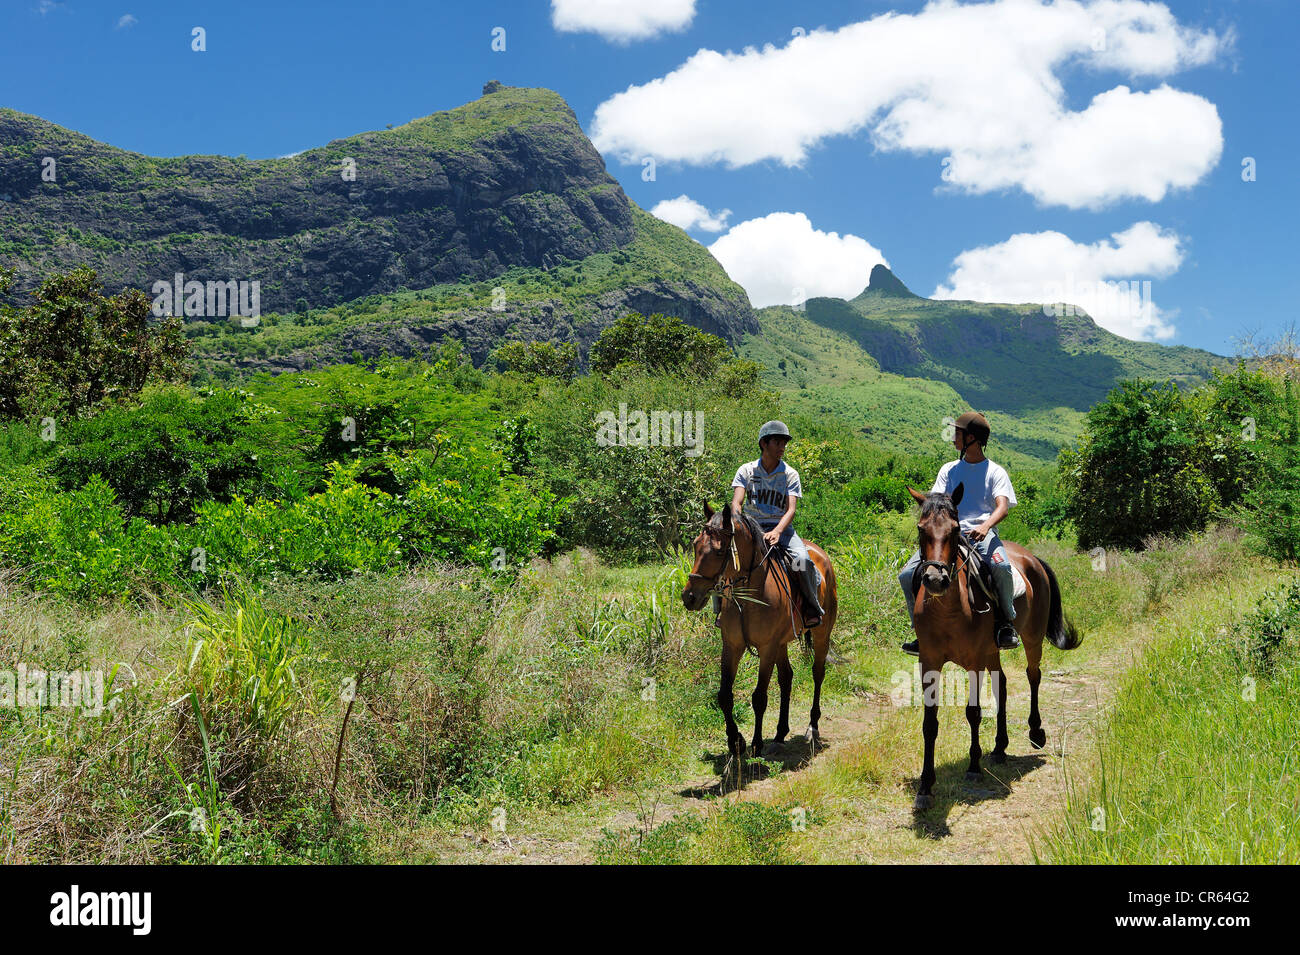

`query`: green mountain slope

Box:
[0,85,754,366]
[741,265,1231,466]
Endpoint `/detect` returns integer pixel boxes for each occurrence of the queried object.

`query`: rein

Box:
[690,518,803,641]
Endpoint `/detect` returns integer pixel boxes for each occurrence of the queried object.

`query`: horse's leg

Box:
[989,667,1008,763]
[718,637,746,757]
[774,645,793,743]
[915,655,941,811]
[808,631,828,746]
[964,668,982,780]
[1026,637,1046,749]
[750,643,778,756]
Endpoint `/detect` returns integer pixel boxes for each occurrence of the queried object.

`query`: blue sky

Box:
[2,0,1296,355]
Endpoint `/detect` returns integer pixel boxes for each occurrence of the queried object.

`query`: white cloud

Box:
[551,0,695,43]
[707,212,888,308]
[590,0,1227,208]
[650,195,731,233]
[37,1,60,15]
[116,14,137,29]
[933,221,1185,340]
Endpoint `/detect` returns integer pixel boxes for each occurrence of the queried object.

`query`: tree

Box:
[52,385,273,523]
[491,340,578,380]
[588,312,729,379]
[0,267,188,419]
[1058,380,1218,550]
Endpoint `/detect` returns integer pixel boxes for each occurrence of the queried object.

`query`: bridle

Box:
[688,522,761,599]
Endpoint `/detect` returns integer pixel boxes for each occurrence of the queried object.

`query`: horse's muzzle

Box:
[682,586,709,611]
[921,570,952,594]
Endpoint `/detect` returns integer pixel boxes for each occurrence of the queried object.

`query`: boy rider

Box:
[899,411,1020,655]
[731,420,825,628]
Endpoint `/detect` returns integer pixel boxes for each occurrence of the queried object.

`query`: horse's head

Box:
[682,502,735,611]
[908,483,965,597]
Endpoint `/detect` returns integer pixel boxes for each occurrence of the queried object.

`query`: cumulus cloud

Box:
[551,0,695,43]
[707,212,888,308]
[933,221,1185,340]
[116,14,137,29]
[650,195,732,233]
[591,0,1227,208]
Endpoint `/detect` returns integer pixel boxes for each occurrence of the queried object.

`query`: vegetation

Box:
[0,265,1295,865]
[1058,365,1300,557]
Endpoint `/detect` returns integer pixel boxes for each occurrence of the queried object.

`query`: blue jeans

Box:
[763,523,823,616]
[898,529,1015,624]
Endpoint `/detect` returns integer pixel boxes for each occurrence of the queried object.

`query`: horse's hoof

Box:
[728,736,747,757]
[965,770,982,782]
[988,750,1007,765]
[774,728,789,743]
[913,793,933,812]
[751,740,764,757]
[805,726,821,748]
[1029,728,1047,749]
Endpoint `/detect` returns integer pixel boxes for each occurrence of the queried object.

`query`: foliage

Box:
[588,311,729,378]
[51,384,277,522]
[491,339,577,380]
[1058,379,1220,550]
[0,267,188,419]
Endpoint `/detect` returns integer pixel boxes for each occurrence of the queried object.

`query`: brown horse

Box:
[681,504,838,758]
[906,484,1081,811]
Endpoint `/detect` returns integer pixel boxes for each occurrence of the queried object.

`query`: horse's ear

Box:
[951,482,964,507]
[704,501,715,521]
[907,486,927,504]
[721,505,733,529]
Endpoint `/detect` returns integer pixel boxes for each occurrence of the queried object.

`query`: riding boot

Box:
[799,562,825,626]
[993,608,1020,650]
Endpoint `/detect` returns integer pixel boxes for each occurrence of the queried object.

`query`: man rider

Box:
[731,420,825,628]
[899,411,1020,655]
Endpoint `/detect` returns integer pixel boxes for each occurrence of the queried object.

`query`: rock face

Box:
[861,264,919,298]
[0,86,757,353]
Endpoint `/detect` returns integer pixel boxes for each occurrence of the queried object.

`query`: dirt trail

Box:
[422,578,1254,865]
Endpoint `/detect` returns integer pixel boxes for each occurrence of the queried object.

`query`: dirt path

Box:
[419,576,1260,865]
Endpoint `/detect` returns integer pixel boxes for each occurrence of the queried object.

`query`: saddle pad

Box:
[1011,562,1026,600]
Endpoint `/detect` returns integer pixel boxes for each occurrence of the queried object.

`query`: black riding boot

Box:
[994,610,1021,650]
[799,563,824,627]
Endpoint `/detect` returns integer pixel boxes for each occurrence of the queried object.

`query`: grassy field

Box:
[6,512,1292,864]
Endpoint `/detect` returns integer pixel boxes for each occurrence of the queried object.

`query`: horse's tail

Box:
[1038,556,1082,650]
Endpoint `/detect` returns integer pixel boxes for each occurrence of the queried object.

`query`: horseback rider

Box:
[731,420,825,629]
[900,411,1020,655]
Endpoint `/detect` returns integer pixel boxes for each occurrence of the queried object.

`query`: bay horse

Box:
[906,484,1081,811]
[681,503,838,758]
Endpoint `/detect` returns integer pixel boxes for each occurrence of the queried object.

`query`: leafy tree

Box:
[0,267,188,419]
[491,340,578,380]
[53,385,276,522]
[1058,380,1218,550]
[588,312,729,378]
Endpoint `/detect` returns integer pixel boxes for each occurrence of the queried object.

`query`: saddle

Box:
[954,536,1026,615]
[774,545,822,626]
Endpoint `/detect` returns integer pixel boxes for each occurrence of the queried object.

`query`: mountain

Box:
[0,85,754,370]
[741,266,1231,466]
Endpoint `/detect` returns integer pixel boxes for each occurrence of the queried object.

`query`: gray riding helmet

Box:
[758,420,792,448]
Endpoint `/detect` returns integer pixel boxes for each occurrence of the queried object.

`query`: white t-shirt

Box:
[930,457,1016,532]
[732,459,803,528]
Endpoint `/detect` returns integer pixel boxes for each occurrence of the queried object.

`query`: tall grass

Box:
[1035,574,1300,863]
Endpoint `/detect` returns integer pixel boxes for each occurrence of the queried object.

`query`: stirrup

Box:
[995,623,1020,650]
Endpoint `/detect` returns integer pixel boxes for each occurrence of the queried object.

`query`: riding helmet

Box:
[954,411,991,445]
[758,420,792,447]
